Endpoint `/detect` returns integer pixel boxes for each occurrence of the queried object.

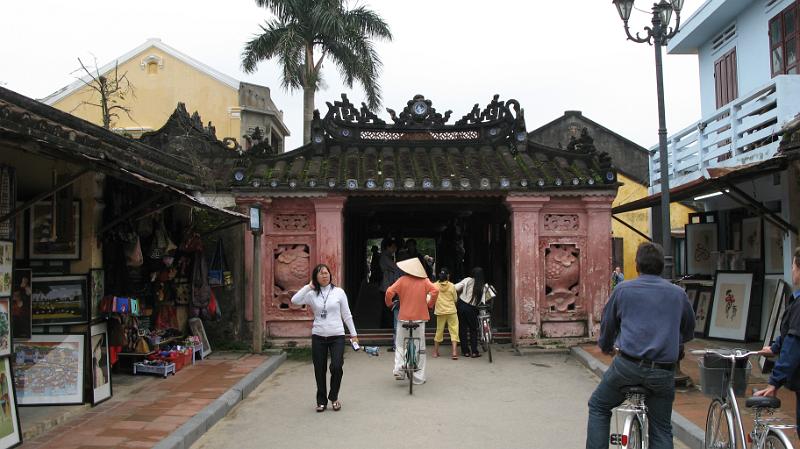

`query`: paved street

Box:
[191,346,689,449]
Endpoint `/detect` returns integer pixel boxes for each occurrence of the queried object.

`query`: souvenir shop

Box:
[0,86,244,447]
[612,129,800,348]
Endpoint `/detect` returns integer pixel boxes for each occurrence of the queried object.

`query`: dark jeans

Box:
[311,334,345,407]
[457,301,478,355]
[796,390,800,438]
[586,355,675,449]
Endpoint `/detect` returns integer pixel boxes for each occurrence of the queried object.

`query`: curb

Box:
[570,347,704,449]
[153,352,288,449]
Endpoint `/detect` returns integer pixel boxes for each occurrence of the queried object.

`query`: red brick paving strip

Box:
[19,354,269,449]
[582,341,800,447]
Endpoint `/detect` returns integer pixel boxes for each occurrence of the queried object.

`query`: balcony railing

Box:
[649,75,800,193]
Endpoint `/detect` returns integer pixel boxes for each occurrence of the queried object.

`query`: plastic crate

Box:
[698,358,751,397]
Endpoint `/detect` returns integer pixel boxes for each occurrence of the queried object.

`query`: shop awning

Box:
[611,155,797,235]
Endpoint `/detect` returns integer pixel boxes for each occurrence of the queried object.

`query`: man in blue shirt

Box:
[586,242,695,449]
[755,246,800,436]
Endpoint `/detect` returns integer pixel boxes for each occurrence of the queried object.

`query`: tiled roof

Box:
[219,95,617,193]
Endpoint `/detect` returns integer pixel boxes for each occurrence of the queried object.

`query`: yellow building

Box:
[42,38,289,152]
[530,111,694,279]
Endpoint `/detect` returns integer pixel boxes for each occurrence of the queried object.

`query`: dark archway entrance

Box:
[343,196,509,332]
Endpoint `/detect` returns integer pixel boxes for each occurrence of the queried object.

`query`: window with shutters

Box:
[770,2,800,76]
[714,48,738,108]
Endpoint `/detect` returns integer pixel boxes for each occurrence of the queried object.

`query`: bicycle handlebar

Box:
[690,348,760,359]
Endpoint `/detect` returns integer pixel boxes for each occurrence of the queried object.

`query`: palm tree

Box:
[242,0,392,145]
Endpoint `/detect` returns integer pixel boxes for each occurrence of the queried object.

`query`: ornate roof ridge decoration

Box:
[312,93,528,151]
[140,102,239,155]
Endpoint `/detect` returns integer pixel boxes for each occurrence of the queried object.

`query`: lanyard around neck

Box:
[319,285,332,312]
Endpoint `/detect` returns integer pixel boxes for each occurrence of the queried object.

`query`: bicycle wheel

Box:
[484,321,493,363]
[704,399,735,449]
[764,431,789,449]
[479,319,488,352]
[407,339,416,395]
[626,417,643,449]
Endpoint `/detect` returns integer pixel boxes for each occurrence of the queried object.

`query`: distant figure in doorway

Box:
[292,264,358,413]
[611,266,624,289]
[433,267,460,360]
[379,238,401,351]
[369,245,382,284]
[455,267,494,358]
[385,257,438,384]
[398,238,434,279]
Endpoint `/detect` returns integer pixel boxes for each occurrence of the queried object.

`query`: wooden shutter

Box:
[714,48,738,109]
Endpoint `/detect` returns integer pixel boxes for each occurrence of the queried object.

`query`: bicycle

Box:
[400,320,424,395]
[692,348,795,449]
[477,303,493,363]
[610,385,650,449]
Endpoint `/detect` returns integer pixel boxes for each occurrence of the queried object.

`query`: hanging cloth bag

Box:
[208,239,227,287]
[192,252,211,309]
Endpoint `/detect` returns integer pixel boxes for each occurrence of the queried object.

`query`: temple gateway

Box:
[194,94,618,345]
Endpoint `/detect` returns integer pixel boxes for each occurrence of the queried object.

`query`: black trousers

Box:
[457,301,479,355]
[311,334,345,406]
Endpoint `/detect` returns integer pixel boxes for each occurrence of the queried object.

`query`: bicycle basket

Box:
[698,354,751,397]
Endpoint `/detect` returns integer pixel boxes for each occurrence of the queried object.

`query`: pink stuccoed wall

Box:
[240,193,614,346]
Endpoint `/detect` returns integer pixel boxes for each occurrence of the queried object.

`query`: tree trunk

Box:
[303,86,314,144]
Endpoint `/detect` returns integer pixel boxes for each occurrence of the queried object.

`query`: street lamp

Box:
[248,204,263,353]
[613,0,683,279]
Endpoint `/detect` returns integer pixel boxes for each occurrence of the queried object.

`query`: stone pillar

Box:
[582,195,615,338]
[312,195,347,284]
[236,198,271,324]
[505,195,550,345]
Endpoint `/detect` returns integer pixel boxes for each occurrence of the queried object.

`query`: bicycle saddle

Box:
[402,323,420,330]
[745,396,781,409]
[620,386,651,396]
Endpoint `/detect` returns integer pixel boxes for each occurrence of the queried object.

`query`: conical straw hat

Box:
[397,257,427,278]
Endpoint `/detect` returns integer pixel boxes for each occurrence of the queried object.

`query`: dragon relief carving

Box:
[543,214,579,231]
[273,214,310,231]
[273,244,310,311]
[544,244,580,313]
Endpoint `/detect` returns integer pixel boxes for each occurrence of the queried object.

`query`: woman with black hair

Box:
[433,267,460,360]
[291,263,358,412]
[455,267,492,358]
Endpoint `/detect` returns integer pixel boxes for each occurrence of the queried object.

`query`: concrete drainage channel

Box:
[153,352,287,449]
[570,347,704,449]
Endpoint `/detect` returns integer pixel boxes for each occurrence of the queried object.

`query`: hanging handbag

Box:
[208,239,225,287]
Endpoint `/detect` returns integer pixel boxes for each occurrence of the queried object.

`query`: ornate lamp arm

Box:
[622,21,654,44]
[665,11,682,41]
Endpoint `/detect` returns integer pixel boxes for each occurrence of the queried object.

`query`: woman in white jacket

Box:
[291,264,358,412]
[455,267,492,358]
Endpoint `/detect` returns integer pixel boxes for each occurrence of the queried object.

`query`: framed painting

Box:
[0,299,10,358]
[88,322,111,406]
[28,200,81,260]
[761,274,784,340]
[13,334,85,405]
[188,318,212,358]
[707,271,754,341]
[741,217,762,260]
[693,288,713,338]
[0,357,21,448]
[763,220,785,274]
[685,287,699,306]
[10,270,31,340]
[0,166,15,241]
[0,241,12,297]
[760,279,790,373]
[31,276,88,326]
[685,223,718,275]
[89,269,104,321]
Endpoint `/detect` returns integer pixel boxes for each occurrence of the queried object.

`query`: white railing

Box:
[649,75,800,193]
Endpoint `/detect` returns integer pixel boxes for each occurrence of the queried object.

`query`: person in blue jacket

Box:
[755,247,800,436]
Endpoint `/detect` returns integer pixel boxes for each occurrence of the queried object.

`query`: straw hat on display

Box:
[397,258,427,278]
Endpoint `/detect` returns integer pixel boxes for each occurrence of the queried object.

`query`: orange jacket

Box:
[385,275,439,321]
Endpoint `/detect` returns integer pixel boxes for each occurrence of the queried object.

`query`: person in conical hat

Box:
[385,257,439,385]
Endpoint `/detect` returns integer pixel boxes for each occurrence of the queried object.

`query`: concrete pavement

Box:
[191,345,689,449]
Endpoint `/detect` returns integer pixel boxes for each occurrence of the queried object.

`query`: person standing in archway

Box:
[455,267,493,358]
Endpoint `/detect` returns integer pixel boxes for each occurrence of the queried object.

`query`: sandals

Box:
[462,352,470,358]
[452,354,459,360]
[471,352,481,358]
[332,401,341,411]
[432,352,440,358]
[316,404,326,413]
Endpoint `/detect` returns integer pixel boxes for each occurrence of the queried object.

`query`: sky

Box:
[0,0,704,153]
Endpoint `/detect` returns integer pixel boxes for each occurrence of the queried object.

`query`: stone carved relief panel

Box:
[273,244,310,311]
[273,214,310,231]
[544,244,581,313]
[543,214,579,232]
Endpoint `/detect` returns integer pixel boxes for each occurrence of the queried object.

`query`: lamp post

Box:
[613,0,683,279]
[249,204,263,354]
